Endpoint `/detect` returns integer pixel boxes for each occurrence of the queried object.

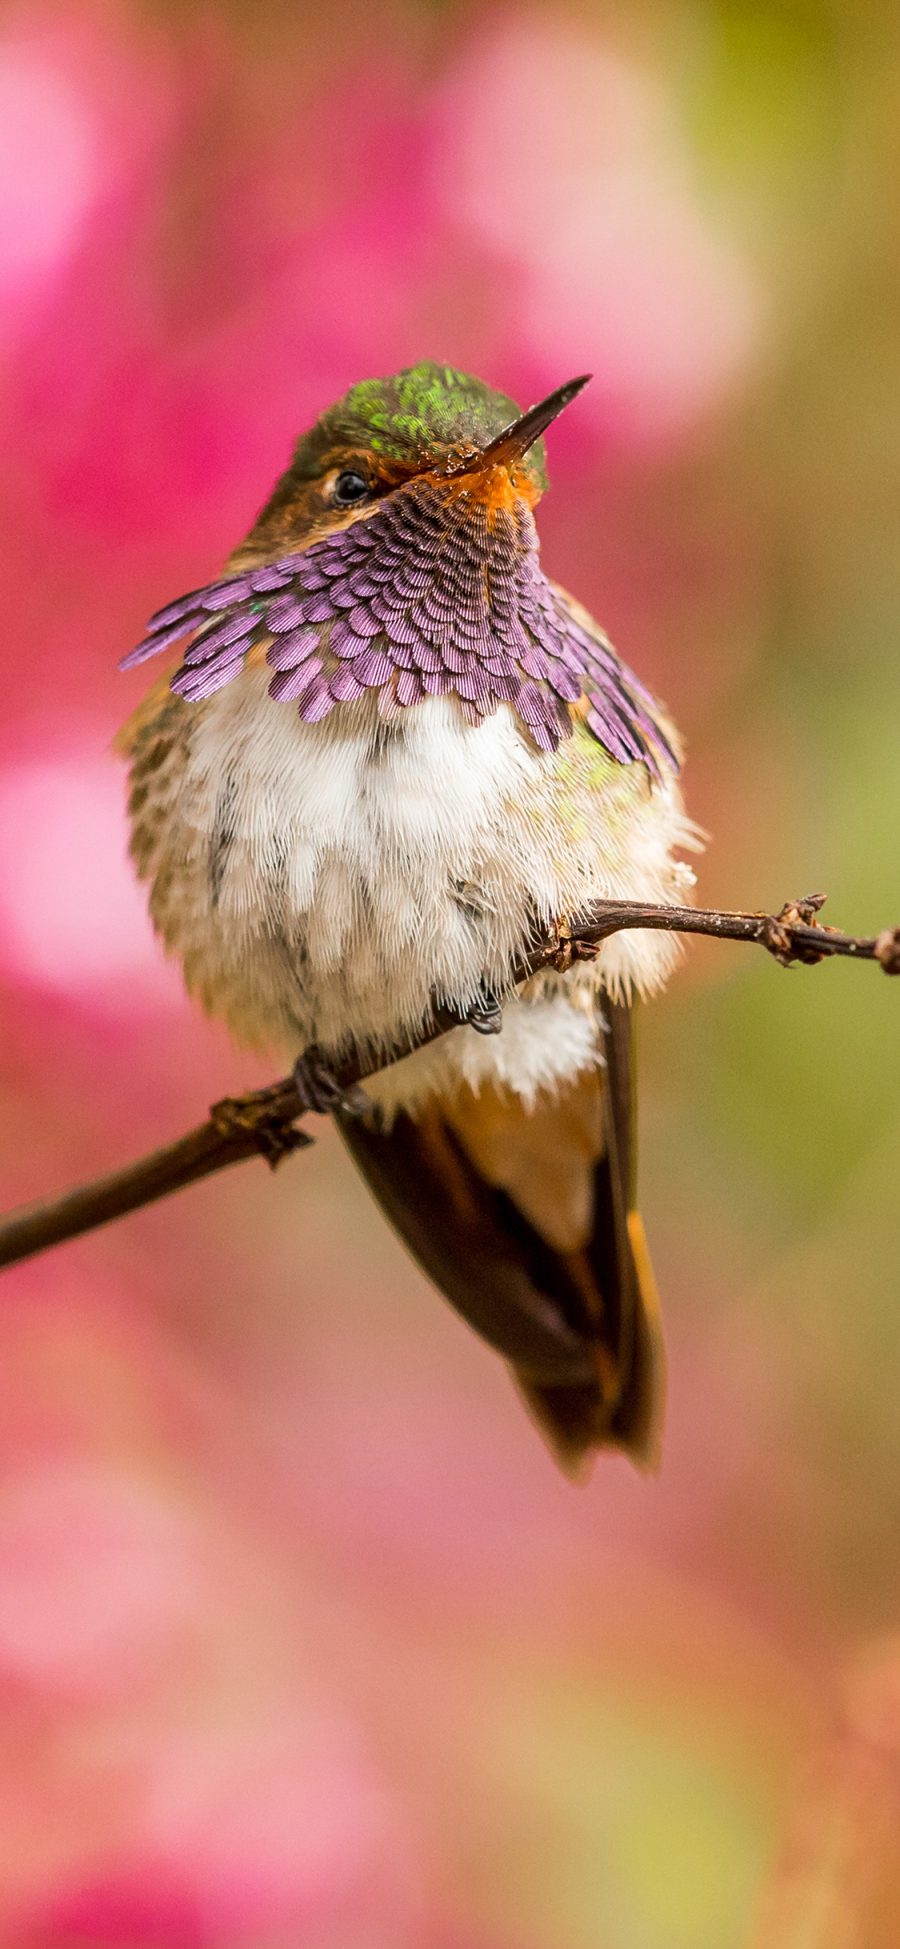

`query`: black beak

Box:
[477,374,592,468]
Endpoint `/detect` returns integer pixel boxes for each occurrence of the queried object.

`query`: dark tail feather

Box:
[339,999,665,1475]
[516,1209,664,1474]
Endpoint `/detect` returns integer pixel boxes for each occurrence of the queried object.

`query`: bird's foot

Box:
[210,1083,313,1169]
[292,1050,371,1119]
[463,986,504,1035]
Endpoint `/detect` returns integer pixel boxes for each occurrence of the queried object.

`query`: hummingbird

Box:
[119,362,696,1475]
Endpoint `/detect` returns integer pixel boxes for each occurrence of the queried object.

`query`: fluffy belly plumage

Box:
[125,670,696,1113]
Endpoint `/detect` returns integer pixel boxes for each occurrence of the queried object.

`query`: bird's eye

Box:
[331,469,371,508]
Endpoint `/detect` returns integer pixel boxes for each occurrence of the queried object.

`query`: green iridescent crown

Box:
[292,361,549,487]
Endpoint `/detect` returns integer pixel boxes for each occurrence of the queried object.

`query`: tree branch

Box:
[1,892,897,1273]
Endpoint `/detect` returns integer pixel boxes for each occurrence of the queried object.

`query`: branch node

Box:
[210,1091,312,1169]
[760,913,800,966]
[762,895,830,967]
[791,892,829,922]
[874,928,900,976]
[549,917,602,973]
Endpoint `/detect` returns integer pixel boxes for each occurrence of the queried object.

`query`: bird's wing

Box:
[339,998,664,1475]
[549,581,682,775]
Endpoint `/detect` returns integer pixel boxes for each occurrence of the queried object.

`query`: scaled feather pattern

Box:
[123,479,678,774]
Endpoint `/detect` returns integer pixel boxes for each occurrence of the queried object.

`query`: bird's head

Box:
[123,362,675,769]
[236,363,590,562]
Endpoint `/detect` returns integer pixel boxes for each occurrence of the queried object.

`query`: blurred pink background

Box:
[2,2,900,1944]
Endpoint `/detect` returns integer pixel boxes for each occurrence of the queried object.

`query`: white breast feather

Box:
[131,671,698,1114]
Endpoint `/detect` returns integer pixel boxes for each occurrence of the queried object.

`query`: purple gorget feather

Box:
[122,479,678,776]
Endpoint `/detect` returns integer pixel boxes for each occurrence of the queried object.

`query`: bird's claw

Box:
[292,1052,371,1119]
[463,985,504,1034]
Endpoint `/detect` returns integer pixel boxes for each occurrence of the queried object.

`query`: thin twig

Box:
[1,892,897,1272]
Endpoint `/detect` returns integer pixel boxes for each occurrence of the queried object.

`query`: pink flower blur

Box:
[0,2,883,1945]
[431,20,762,450]
[0,1459,200,1699]
[0,48,100,305]
[0,753,180,1009]
[0,2,181,328]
